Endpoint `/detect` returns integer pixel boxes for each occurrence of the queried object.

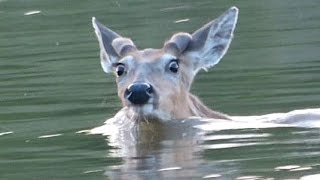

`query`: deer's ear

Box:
[183,7,238,73]
[164,33,192,55]
[92,17,120,73]
[92,17,137,73]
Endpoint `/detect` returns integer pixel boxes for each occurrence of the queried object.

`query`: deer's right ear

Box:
[92,17,121,73]
[183,7,238,73]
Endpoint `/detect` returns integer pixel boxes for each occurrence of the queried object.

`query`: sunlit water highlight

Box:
[1,0,320,179]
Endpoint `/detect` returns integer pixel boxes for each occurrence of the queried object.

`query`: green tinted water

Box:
[1,0,320,179]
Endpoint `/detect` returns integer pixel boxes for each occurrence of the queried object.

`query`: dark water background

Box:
[1,0,320,179]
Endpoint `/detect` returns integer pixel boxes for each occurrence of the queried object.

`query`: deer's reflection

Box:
[91,117,206,180]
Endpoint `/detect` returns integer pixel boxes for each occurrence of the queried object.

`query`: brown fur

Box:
[92,7,239,122]
[187,93,230,119]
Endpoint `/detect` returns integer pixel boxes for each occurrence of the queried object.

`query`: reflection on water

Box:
[89,118,209,179]
[1,0,320,179]
[89,108,320,179]
[96,124,320,180]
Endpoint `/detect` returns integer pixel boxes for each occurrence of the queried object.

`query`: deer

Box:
[92,7,238,124]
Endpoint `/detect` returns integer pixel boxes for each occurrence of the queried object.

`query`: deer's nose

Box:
[125,82,153,105]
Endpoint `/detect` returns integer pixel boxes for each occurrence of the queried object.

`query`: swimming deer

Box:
[92,7,238,123]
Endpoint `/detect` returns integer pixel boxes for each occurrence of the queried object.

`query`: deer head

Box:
[92,7,238,121]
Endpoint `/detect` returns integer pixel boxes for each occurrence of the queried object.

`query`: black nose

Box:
[125,82,153,105]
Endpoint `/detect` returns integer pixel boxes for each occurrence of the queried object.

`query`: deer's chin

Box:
[130,103,154,114]
[125,104,171,122]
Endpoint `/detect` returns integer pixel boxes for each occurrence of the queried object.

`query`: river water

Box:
[1,0,320,179]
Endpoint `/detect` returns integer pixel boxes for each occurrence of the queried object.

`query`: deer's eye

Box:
[115,63,126,77]
[168,60,179,73]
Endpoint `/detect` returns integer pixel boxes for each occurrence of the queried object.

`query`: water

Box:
[1,0,320,179]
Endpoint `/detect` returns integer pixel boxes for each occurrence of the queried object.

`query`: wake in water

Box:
[87,108,320,180]
[89,108,320,154]
[197,108,320,131]
[90,108,320,135]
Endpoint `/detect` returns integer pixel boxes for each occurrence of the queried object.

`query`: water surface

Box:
[1,0,320,179]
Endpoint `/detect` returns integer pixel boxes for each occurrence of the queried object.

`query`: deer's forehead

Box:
[121,49,176,65]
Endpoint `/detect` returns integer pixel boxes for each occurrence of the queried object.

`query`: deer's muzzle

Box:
[124,82,153,105]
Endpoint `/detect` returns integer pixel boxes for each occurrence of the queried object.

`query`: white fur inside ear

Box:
[100,50,112,73]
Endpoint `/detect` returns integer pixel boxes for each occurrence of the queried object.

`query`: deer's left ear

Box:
[183,7,238,73]
[92,17,137,73]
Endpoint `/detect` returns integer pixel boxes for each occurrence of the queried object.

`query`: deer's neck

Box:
[187,93,230,120]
